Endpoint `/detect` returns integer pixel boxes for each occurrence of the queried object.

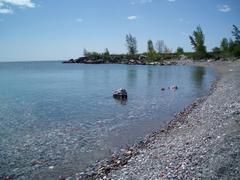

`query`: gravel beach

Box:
[105,60,240,180]
[76,60,240,180]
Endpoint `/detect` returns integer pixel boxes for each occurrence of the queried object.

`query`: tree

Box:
[103,48,110,60]
[147,40,155,53]
[212,47,221,58]
[155,40,165,53]
[189,26,207,58]
[83,48,89,57]
[212,47,221,54]
[220,38,229,53]
[147,39,157,60]
[176,47,184,55]
[126,34,138,55]
[230,25,240,57]
[232,24,240,44]
[229,38,240,57]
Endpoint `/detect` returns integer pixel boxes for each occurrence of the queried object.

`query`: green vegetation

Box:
[126,34,138,55]
[232,25,240,43]
[220,38,229,57]
[147,40,155,53]
[176,47,184,55]
[68,25,240,64]
[103,48,110,60]
[147,40,158,61]
[211,25,240,59]
[189,26,207,59]
[82,48,110,61]
[212,47,221,58]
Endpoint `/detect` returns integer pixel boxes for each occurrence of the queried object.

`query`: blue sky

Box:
[0,0,240,61]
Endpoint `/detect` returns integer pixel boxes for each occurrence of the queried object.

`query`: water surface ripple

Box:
[0,61,215,179]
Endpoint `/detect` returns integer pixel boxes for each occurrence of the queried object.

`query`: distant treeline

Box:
[66,24,240,64]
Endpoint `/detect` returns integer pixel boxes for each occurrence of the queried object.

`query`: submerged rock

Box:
[168,85,178,90]
[113,88,128,100]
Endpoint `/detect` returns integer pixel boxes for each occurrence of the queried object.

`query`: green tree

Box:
[126,34,138,55]
[147,39,157,60]
[103,48,110,60]
[189,26,207,58]
[220,38,229,52]
[212,47,221,54]
[83,48,89,57]
[220,38,229,57]
[147,40,155,53]
[232,24,240,44]
[176,47,184,55]
[229,39,240,57]
[212,47,221,58]
[230,25,240,57]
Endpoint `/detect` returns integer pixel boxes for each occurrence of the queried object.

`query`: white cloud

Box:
[131,0,152,5]
[76,18,83,22]
[0,7,13,14]
[0,0,35,14]
[0,0,35,8]
[127,16,137,20]
[168,0,175,2]
[217,4,231,12]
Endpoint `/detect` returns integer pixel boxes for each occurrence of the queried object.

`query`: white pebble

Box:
[49,166,54,170]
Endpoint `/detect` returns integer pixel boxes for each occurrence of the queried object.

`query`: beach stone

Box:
[5,176,13,180]
[113,88,128,100]
[49,166,54,170]
[107,60,240,179]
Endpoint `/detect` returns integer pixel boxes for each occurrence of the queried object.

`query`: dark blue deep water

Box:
[0,61,215,179]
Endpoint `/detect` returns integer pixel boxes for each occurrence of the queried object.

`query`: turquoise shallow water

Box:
[0,61,215,179]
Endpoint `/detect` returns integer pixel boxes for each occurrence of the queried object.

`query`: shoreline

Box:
[76,80,218,180]
[73,60,239,180]
[107,60,240,179]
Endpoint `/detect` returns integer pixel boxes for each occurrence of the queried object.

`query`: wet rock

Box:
[113,88,128,100]
[168,85,178,90]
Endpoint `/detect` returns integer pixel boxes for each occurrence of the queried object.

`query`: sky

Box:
[0,0,240,62]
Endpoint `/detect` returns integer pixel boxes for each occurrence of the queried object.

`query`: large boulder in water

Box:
[113,88,128,100]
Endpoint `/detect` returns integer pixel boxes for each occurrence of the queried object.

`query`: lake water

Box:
[0,61,215,179]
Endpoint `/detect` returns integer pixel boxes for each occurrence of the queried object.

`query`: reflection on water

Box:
[127,67,137,87]
[191,66,205,89]
[0,62,215,179]
[147,68,154,85]
[114,98,128,105]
